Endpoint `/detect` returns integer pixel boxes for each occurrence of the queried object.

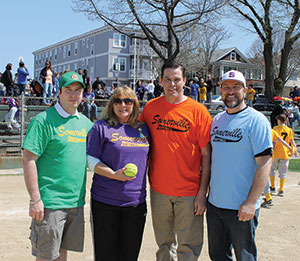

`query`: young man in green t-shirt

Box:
[22,71,93,260]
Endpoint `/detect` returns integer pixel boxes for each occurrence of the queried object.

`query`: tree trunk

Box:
[263,41,275,99]
[278,39,294,89]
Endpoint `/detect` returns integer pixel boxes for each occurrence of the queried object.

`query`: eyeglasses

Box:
[113,98,133,105]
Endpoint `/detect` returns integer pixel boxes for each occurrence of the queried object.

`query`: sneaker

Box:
[270,186,276,193]
[7,123,12,130]
[261,199,273,208]
[278,190,284,197]
[12,122,21,129]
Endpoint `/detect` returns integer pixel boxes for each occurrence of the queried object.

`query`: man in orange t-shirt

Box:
[140,61,212,260]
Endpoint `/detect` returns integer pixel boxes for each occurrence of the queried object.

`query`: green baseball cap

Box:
[59,71,85,89]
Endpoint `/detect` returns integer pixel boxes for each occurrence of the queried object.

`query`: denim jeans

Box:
[85,103,97,121]
[18,84,26,94]
[206,202,259,261]
[42,82,53,104]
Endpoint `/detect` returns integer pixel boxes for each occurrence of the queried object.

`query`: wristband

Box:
[30,199,41,205]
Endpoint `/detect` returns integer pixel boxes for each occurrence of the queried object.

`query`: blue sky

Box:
[0,1,256,77]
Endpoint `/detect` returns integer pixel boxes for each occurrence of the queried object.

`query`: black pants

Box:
[91,198,147,261]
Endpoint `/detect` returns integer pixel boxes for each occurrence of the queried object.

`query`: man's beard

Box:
[223,95,243,109]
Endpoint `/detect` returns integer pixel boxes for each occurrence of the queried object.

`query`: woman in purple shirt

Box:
[87,86,150,261]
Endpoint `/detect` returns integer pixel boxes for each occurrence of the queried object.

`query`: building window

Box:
[86,38,89,48]
[230,52,236,61]
[90,66,94,80]
[68,45,71,56]
[45,52,48,60]
[113,57,126,72]
[252,69,262,80]
[82,39,85,46]
[54,49,57,60]
[74,42,78,55]
[224,66,236,73]
[289,73,298,81]
[63,46,66,58]
[74,62,78,71]
[113,33,126,48]
[39,54,41,65]
[63,65,66,72]
[90,44,94,55]
[58,66,62,73]
[49,50,52,61]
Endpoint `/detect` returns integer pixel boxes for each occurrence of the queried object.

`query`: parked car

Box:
[211,95,226,111]
[253,94,275,111]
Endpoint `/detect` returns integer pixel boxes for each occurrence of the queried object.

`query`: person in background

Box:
[0,72,6,99]
[2,63,14,96]
[92,76,106,91]
[261,129,293,208]
[270,114,298,197]
[135,80,147,101]
[147,79,155,101]
[154,76,163,97]
[82,69,91,93]
[17,61,29,95]
[189,79,199,101]
[140,61,212,260]
[247,84,256,107]
[4,97,21,129]
[290,86,300,99]
[208,70,272,260]
[199,77,207,104]
[288,101,300,128]
[87,86,150,260]
[40,60,55,105]
[22,71,93,261]
[53,72,60,97]
[206,74,213,109]
[83,85,97,121]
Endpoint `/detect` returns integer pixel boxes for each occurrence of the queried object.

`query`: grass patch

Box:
[289,159,300,172]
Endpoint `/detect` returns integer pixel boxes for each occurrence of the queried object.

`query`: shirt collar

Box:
[54,102,80,118]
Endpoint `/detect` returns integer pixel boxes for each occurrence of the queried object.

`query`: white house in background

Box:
[32,25,159,88]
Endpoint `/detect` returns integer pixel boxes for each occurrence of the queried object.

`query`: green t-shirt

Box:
[22,106,93,209]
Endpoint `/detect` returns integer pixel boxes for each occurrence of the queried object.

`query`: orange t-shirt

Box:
[140,96,212,196]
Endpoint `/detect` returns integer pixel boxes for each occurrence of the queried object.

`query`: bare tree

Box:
[72,0,227,62]
[230,0,300,98]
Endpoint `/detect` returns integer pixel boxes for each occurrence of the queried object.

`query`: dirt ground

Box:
[0,171,300,261]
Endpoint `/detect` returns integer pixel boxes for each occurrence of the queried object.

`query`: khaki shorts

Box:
[30,207,84,260]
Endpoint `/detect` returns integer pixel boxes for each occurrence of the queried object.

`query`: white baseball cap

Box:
[219,70,246,88]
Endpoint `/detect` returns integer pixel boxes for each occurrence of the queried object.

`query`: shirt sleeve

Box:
[22,118,50,157]
[249,117,273,156]
[86,122,105,159]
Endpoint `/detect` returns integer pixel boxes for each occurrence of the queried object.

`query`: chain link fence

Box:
[0,94,113,157]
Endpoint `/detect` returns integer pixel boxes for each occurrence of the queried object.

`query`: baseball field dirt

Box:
[0,171,299,260]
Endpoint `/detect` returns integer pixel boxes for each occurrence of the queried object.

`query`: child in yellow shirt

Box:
[270,114,298,196]
[261,129,293,208]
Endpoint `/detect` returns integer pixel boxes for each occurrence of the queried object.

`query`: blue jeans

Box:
[84,103,97,121]
[206,202,259,261]
[190,95,198,101]
[18,84,26,94]
[42,83,53,104]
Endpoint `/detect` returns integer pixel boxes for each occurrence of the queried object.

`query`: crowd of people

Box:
[20,62,299,261]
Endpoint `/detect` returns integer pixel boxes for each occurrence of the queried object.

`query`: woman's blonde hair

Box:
[102,86,141,128]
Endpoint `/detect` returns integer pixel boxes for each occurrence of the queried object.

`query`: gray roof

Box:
[211,47,251,64]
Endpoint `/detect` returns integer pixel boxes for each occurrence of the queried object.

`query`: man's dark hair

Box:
[19,61,25,67]
[161,61,185,78]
